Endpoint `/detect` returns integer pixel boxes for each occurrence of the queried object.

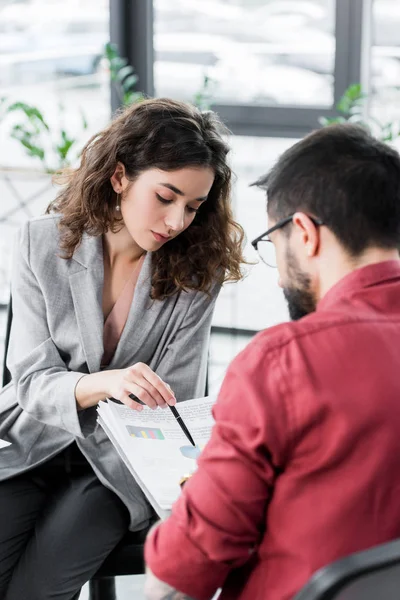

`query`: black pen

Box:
[168,404,196,447]
[127,394,196,447]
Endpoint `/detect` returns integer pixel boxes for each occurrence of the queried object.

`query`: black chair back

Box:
[294,538,400,600]
[2,297,12,387]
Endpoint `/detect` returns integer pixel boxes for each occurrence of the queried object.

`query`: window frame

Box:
[110,1,373,137]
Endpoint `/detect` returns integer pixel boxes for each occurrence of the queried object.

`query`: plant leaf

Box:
[7,102,50,130]
[11,129,46,162]
[121,74,139,92]
[115,65,136,82]
[54,129,76,164]
[104,42,141,107]
[80,109,88,130]
[318,116,347,126]
[336,83,366,115]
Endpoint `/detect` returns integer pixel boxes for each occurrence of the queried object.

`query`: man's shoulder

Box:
[236,311,348,369]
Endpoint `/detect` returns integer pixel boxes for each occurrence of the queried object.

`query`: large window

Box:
[371,0,400,121]
[154,0,336,108]
[153,0,373,138]
[212,135,292,332]
[0,0,111,169]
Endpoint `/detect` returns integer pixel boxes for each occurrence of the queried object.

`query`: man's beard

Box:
[283,248,316,321]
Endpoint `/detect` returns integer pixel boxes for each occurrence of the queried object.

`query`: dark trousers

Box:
[0,444,130,600]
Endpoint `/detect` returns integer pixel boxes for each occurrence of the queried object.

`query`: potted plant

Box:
[319,83,400,142]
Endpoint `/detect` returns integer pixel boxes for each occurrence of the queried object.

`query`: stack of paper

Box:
[97,396,215,519]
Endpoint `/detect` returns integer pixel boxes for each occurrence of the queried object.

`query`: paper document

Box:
[97,396,215,519]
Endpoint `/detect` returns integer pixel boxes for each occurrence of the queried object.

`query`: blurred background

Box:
[2,0,400,412]
[0,0,400,597]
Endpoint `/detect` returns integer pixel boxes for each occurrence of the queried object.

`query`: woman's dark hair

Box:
[48,98,245,299]
[253,123,400,255]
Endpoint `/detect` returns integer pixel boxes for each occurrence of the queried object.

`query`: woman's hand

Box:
[107,363,176,411]
[75,364,176,411]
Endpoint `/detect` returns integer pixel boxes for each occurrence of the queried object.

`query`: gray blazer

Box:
[0,215,220,530]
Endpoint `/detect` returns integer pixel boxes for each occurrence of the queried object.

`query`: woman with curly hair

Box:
[0,98,245,599]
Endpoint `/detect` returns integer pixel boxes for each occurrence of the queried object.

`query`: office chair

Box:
[294,538,400,600]
[2,298,149,600]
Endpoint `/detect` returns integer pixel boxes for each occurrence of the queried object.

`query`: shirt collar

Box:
[317,259,400,312]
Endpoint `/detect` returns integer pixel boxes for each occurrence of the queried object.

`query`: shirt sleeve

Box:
[7,221,92,438]
[145,340,293,600]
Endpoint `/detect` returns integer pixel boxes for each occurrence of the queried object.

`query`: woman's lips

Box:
[152,231,171,242]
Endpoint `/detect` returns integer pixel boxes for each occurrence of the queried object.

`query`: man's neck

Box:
[318,247,400,301]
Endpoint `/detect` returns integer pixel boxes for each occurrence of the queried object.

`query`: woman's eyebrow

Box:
[159,182,208,202]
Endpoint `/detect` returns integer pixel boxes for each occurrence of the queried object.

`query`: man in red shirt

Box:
[144,124,400,600]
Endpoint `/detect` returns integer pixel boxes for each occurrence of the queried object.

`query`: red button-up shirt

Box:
[145,261,400,600]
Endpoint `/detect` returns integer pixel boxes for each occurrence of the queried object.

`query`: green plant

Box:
[2,99,88,173]
[1,43,141,172]
[105,42,216,111]
[104,42,144,106]
[1,43,217,172]
[319,83,400,142]
[0,97,8,124]
[192,74,217,111]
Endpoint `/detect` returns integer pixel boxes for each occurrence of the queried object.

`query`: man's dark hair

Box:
[253,124,400,255]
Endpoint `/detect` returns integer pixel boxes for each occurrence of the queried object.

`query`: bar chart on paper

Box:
[126,425,165,440]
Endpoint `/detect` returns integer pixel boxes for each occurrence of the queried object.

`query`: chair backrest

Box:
[2,298,12,387]
[294,538,400,600]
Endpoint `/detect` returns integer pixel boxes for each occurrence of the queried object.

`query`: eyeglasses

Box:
[251,214,324,268]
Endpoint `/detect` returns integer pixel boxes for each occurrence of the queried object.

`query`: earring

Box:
[116,194,121,212]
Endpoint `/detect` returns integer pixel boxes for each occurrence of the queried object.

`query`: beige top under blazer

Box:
[0,215,220,530]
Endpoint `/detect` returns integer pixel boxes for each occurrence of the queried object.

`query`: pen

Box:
[127,394,196,447]
[168,404,196,447]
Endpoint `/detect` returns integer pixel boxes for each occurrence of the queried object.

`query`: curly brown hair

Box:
[48,98,245,299]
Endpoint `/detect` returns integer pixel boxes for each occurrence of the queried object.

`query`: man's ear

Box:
[292,212,320,258]
[110,162,127,193]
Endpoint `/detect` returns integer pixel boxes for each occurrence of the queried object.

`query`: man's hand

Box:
[144,567,195,600]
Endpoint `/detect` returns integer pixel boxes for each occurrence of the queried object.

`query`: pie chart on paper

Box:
[179,445,202,460]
